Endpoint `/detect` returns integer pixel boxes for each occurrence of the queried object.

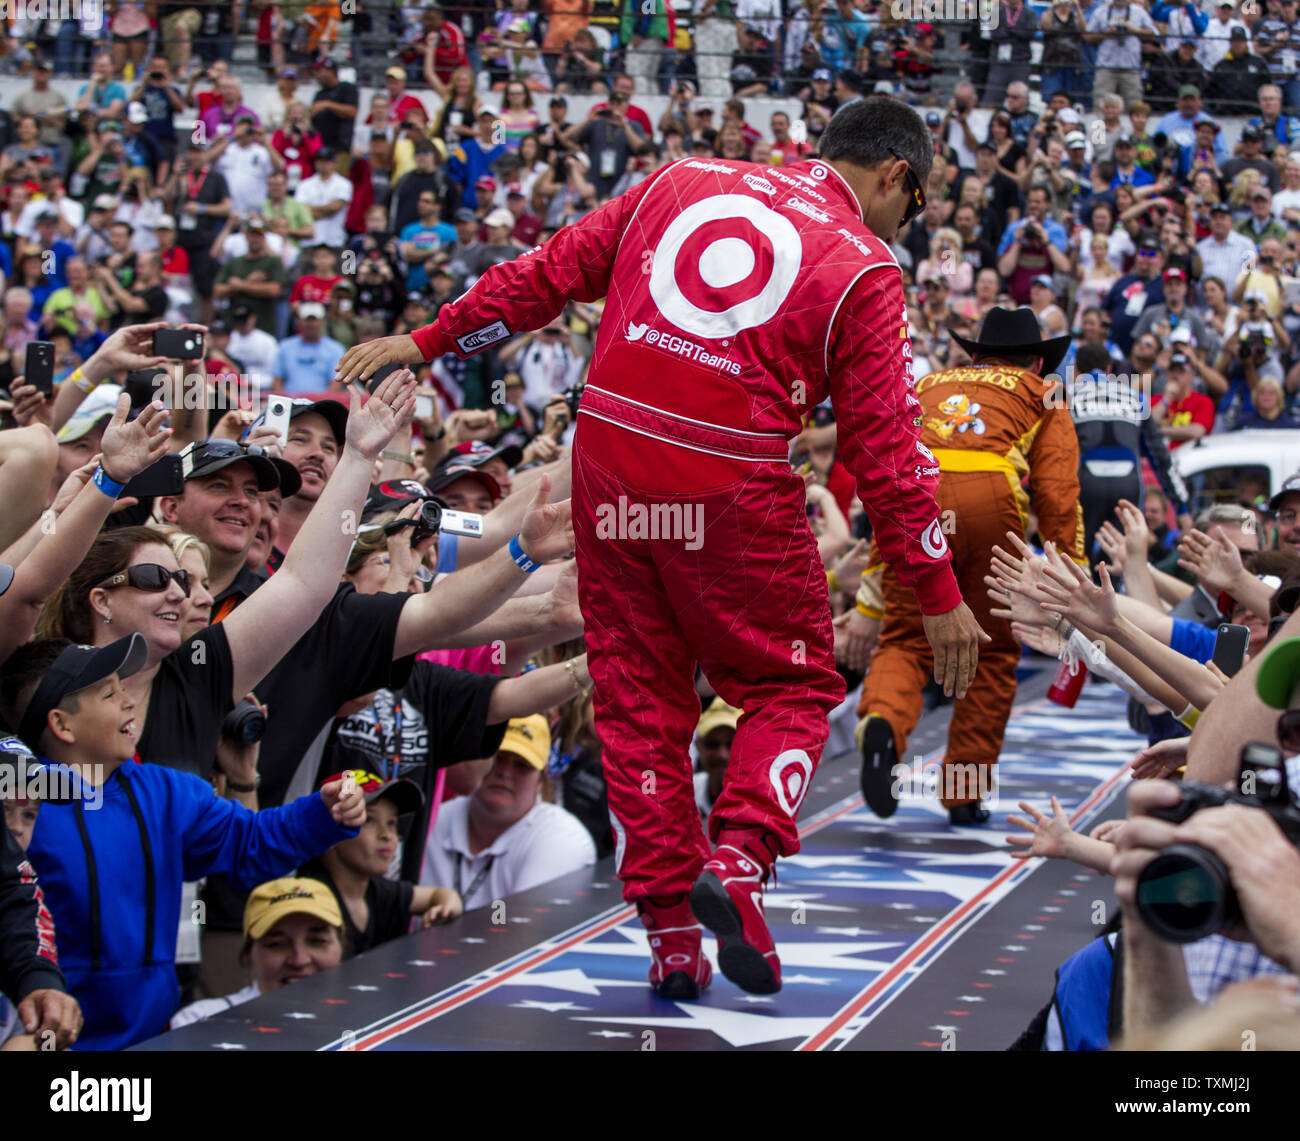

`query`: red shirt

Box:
[369,92,427,127]
[196,90,222,119]
[291,274,342,306]
[411,157,962,615]
[159,245,190,276]
[511,211,543,247]
[429,23,469,86]
[769,140,813,165]
[1153,391,1215,448]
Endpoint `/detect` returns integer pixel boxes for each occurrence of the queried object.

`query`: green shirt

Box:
[42,287,108,336]
[216,252,287,334]
[260,196,313,236]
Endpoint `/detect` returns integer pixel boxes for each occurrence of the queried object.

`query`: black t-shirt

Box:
[961,234,997,271]
[178,167,230,249]
[136,624,234,778]
[311,82,359,153]
[201,582,415,932]
[298,857,415,956]
[116,283,166,329]
[317,661,507,882]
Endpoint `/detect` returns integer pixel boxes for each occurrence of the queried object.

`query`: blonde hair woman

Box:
[153,526,215,642]
[1076,233,1122,314]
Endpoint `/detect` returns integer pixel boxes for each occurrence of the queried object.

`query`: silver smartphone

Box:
[415,393,434,421]
[263,394,293,446]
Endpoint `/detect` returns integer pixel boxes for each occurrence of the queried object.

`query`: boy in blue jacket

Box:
[0,632,366,1050]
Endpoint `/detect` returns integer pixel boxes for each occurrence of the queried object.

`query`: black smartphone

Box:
[1211,622,1251,678]
[152,328,205,360]
[121,455,184,500]
[25,341,54,398]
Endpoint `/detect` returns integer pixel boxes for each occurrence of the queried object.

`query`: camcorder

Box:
[1135,743,1300,942]
[220,698,266,746]
[383,497,483,546]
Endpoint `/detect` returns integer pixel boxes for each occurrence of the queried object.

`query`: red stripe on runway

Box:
[794,759,1133,1051]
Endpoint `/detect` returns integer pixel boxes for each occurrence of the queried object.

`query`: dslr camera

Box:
[221,698,266,746]
[563,381,585,419]
[1135,743,1300,942]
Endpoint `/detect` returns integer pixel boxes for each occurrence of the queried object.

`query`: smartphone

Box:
[152,328,205,360]
[790,450,812,474]
[25,341,54,398]
[121,454,184,500]
[414,393,434,421]
[263,393,293,446]
[1211,623,1251,678]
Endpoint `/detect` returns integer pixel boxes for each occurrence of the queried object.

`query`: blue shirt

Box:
[26,760,354,1050]
[1110,166,1155,191]
[400,219,456,291]
[274,335,346,394]
[76,79,127,112]
[996,215,1069,257]
[1157,110,1228,159]
[1169,616,1217,664]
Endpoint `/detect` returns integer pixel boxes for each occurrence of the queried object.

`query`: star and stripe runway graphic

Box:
[144,673,1140,1052]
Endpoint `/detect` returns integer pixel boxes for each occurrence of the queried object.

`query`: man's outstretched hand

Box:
[334,334,424,388]
[921,601,989,700]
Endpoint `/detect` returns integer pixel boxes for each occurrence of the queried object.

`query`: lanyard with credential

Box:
[455,850,495,905]
[372,701,401,781]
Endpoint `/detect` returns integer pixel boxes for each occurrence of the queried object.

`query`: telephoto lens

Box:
[1134,842,1238,943]
[221,699,266,746]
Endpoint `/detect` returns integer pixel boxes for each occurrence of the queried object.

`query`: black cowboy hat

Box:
[950,306,1072,378]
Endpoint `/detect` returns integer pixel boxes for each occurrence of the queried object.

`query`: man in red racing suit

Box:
[335,98,986,997]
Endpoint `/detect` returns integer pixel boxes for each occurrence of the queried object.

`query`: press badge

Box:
[997,43,1012,62]
[599,149,617,177]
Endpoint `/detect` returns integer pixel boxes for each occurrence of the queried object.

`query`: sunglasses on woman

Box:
[98,564,192,597]
[889,149,926,226]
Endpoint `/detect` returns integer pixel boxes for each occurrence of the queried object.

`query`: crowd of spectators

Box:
[0,0,1298,1056]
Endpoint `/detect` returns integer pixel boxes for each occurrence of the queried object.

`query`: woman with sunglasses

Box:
[31,371,418,782]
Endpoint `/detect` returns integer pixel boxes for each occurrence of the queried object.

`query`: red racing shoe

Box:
[638,894,713,999]
[689,828,782,995]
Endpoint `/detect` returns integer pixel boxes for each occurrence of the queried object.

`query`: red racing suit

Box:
[411,157,962,902]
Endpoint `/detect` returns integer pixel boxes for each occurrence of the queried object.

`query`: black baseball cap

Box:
[18,633,148,749]
[1270,472,1300,512]
[361,479,451,526]
[179,439,283,491]
[249,396,348,448]
[318,769,425,815]
[1241,124,1263,142]
[1210,201,1232,214]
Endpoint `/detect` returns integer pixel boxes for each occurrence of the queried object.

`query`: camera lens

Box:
[1135,842,1238,943]
[221,698,266,746]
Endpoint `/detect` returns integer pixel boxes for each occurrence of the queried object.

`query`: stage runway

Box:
[140,667,1139,1052]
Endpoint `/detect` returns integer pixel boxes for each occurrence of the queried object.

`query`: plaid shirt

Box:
[1183,934,1291,1004]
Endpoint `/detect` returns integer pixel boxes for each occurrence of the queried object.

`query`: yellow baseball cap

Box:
[697,698,742,740]
[499,715,550,770]
[243,877,343,940]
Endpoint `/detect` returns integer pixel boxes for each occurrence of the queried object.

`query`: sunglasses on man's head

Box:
[98,564,192,597]
[1137,248,1160,257]
[889,149,926,226]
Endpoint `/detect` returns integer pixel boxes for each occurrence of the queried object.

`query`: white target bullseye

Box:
[649,194,802,341]
[699,237,754,288]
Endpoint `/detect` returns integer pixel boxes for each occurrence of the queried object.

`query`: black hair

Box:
[817,95,932,185]
[973,349,1043,371]
[1075,343,1113,374]
[0,638,74,737]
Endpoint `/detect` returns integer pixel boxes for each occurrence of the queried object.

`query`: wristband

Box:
[855,601,884,619]
[509,534,539,573]
[381,449,414,464]
[70,367,96,394]
[223,774,261,793]
[827,568,841,594]
[199,203,206,215]
[92,464,125,499]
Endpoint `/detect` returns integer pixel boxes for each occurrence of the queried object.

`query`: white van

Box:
[1172,430,1300,514]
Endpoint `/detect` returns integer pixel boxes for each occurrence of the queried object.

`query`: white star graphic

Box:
[407,959,436,966]
[589,1030,634,1038]
[509,999,590,1013]
[575,1004,830,1048]
[498,968,644,996]
[211,1042,246,1050]
[350,984,380,991]
[283,1012,317,1019]
[461,937,487,944]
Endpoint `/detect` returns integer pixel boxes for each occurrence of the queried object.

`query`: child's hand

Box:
[1129,735,1190,780]
[320,773,365,828]
[421,887,463,926]
[1006,796,1073,859]
[1091,819,1125,844]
